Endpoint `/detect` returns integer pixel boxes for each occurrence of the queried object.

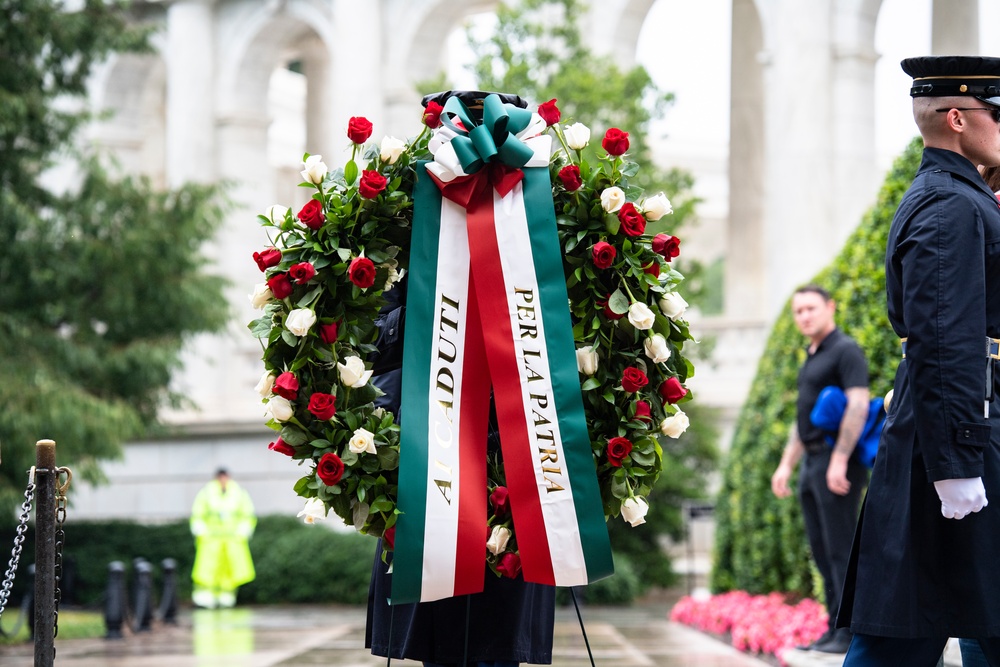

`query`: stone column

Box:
[165,0,216,186]
[328,0,384,166]
[725,0,766,320]
[762,0,835,318]
[830,3,879,249]
[301,37,334,160]
[932,0,979,55]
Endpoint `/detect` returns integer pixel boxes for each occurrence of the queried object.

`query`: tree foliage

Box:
[460,0,718,589]
[710,138,922,598]
[0,1,228,510]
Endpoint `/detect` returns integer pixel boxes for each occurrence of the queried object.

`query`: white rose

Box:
[576,345,599,376]
[621,497,649,527]
[373,407,386,420]
[628,302,656,330]
[379,136,406,165]
[300,154,328,185]
[486,525,511,555]
[338,355,373,388]
[286,308,317,337]
[644,334,671,364]
[600,186,626,213]
[660,408,690,438]
[349,427,377,455]
[255,372,275,398]
[297,498,327,524]
[264,205,289,223]
[250,283,272,309]
[563,122,591,150]
[659,292,689,320]
[641,193,673,221]
[266,395,293,422]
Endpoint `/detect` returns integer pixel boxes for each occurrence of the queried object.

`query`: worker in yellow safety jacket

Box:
[190,468,256,608]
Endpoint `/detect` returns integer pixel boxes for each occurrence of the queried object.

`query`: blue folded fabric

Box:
[809,386,885,468]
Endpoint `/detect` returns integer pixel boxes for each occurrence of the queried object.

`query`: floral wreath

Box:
[249,95,695,579]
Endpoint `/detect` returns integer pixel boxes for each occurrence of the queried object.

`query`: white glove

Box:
[934,477,988,519]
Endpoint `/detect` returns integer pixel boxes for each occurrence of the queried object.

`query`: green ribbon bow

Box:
[441,94,537,174]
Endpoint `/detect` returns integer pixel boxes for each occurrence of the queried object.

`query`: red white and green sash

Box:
[393,95,614,604]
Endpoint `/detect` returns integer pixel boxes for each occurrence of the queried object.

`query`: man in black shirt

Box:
[771,284,869,654]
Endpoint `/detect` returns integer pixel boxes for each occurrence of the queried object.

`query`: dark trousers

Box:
[844,634,1000,666]
[798,448,866,630]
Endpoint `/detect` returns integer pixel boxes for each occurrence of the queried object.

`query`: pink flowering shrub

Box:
[670,591,828,664]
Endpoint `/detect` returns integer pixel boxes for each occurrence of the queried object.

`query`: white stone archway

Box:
[69,0,991,521]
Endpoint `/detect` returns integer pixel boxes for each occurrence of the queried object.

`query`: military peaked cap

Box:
[902,55,1000,106]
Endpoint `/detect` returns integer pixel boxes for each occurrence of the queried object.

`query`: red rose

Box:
[607,436,633,467]
[319,322,339,344]
[308,392,337,420]
[497,552,522,579]
[634,400,652,422]
[289,262,316,283]
[659,377,688,404]
[347,116,373,144]
[273,372,299,399]
[490,486,511,520]
[537,98,560,126]
[348,256,376,289]
[267,273,293,299]
[383,526,396,550]
[423,101,444,128]
[602,127,630,156]
[621,366,649,393]
[298,199,325,230]
[652,233,681,261]
[644,260,660,278]
[618,202,646,237]
[316,452,344,486]
[597,295,625,320]
[358,170,387,199]
[592,241,616,269]
[558,164,582,191]
[253,247,281,272]
[268,437,295,457]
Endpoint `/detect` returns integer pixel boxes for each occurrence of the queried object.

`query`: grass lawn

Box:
[0,609,104,645]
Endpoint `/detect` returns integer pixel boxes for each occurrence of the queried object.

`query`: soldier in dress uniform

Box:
[838,56,1000,666]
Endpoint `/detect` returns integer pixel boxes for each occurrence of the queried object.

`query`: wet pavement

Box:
[0,602,773,667]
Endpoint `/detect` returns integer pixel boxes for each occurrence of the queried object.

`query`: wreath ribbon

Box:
[392,94,614,604]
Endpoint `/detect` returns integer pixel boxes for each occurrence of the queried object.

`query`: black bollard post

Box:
[34,440,56,667]
[104,561,126,639]
[26,563,35,639]
[159,558,178,625]
[132,558,153,632]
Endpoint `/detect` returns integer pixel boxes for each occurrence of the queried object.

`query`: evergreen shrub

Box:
[710,138,922,597]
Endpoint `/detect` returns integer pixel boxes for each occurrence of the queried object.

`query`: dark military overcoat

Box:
[839,147,1000,637]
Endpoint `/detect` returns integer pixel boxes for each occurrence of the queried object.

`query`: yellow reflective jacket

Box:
[190,479,256,589]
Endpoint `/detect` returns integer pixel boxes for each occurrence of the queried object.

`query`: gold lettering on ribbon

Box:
[431,294,461,505]
[514,287,565,493]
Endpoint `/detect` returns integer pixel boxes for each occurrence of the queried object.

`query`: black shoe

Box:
[813,629,853,654]
[795,629,834,651]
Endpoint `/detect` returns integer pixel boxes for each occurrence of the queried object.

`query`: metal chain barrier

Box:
[52,466,72,643]
[0,467,36,631]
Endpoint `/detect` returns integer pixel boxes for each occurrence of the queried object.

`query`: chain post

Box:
[34,439,56,667]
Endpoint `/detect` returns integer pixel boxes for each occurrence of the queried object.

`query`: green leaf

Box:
[608,289,630,314]
[344,160,359,185]
[581,377,601,391]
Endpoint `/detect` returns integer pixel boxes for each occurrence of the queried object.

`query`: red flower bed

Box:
[670,591,827,664]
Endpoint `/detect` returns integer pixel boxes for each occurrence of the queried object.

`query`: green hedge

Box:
[0,515,376,607]
[0,510,672,608]
[710,138,922,597]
